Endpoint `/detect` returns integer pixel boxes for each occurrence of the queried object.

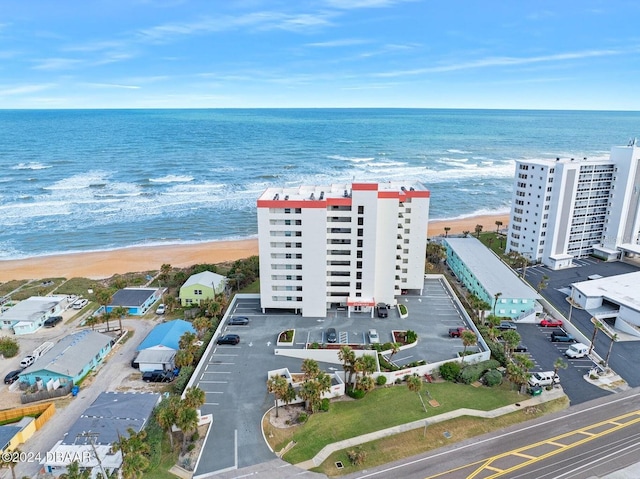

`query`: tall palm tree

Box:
[493,292,502,316]
[553,357,568,378]
[460,330,477,363]
[444,226,451,237]
[406,374,427,412]
[95,287,113,331]
[537,275,550,293]
[183,386,206,409]
[495,220,503,233]
[301,358,320,380]
[588,318,603,355]
[474,224,483,238]
[111,306,128,332]
[267,374,290,418]
[155,396,180,449]
[605,334,618,367]
[501,330,521,357]
[159,263,172,284]
[113,428,151,479]
[179,331,199,357]
[192,316,212,338]
[338,346,356,386]
[174,349,194,368]
[59,460,90,479]
[175,406,199,449]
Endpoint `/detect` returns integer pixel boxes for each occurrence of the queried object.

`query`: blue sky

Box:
[1,0,639,109]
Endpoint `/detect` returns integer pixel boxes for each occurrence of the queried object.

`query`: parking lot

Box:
[524,258,640,391]
[193,276,482,476]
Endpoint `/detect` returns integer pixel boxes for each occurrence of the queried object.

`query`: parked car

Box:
[326,327,337,343]
[540,317,563,328]
[155,304,166,314]
[4,370,21,385]
[368,329,380,344]
[498,321,518,331]
[44,316,63,327]
[142,370,174,383]
[565,343,589,358]
[448,327,468,338]
[73,298,89,310]
[513,343,528,353]
[228,316,250,326]
[217,334,240,345]
[20,355,36,368]
[551,330,576,343]
[528,371,560,387]
[376,303,389,318]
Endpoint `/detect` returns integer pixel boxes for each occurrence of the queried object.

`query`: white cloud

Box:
[0,84,55,96]
[81,82,141,90]
[374,48,627,78]
[32,58,82,71]
[324,0,413,9]
[305,38,369,47]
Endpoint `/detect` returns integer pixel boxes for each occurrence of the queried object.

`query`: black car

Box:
[513,343,528,353]
[4,370,22,385]
[376,303,389,318]
[217,334,240,345]
[326,327,337,343]
[142,370,174,383]
[228,316,250,326]
[44,316,63,327]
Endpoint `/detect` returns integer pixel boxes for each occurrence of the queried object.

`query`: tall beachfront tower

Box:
[506,142,640,269]
[257,182,430,318]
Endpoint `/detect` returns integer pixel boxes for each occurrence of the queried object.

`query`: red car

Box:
[539,317,563,328]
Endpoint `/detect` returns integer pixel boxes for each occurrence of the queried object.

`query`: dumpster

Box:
[71,385,79,397]
[529,385,542,397]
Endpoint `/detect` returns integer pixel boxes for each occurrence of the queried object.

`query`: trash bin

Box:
[71,386,79,397]
[529,385,542,396]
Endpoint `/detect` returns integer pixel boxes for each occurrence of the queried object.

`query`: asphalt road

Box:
[343,387,640,479]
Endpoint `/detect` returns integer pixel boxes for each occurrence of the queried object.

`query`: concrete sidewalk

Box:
[295,386,567,469]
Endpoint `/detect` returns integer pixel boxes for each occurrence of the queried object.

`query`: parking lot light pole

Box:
[567,290,575,323]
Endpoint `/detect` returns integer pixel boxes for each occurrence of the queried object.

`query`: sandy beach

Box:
[0,214,508,282]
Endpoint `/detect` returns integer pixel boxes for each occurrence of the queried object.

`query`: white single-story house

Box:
[0,296,68,335]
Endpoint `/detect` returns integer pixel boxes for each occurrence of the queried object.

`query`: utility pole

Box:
[76,432,108,479]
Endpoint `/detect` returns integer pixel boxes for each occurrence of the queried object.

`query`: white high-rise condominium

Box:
[506,142,640,269]
[257,182,430,317]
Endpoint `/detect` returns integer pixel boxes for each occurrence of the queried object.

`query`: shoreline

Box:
[0,213,508,282]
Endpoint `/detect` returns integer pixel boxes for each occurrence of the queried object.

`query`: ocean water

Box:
[0,108,639,261]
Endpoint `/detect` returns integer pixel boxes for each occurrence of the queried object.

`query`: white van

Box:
[528,371,560,387]
[565,343,589,358]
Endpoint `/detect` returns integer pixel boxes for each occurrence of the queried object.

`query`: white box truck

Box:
[565,343,589,358]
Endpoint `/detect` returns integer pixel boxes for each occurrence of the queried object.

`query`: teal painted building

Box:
[444,237,540,320]
[19,330,113,387]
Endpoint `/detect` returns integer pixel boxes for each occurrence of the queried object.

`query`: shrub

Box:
[191,431,200,442]
[376,375,387,386]
[172,366,195,394]
[320,398,330,412]
[346,388,365,399]
[0,337,19,358]
[187,443,196,452]
[405,330,418,344]
[486,339,507,366]
[279,330,294,342]
[398,304,408,315]
[297,412,308,423]
[459,360,501,384]
[377,353,399,372]
[482,369,503,387]
[347,448,367,465]
[439,361,462,381]
[310,342,320,349]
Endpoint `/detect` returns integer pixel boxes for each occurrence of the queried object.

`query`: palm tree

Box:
[192,316,212,338]
[444,226,451,237]
[507,251,529,278]
[299,371,331,413]
[175,406,199,449]
[537,275,550,293]
[113,428,151,479]
[164,295,179,313]
[267,374,290,418]
[462,230,470,238]
[588,318,603,355]
[179,331,199,357]
[553,357,568,378]
[301,358,320,380]
[101,311,113,332]
[111,306,128,332]
[493,292,502,316]
[356,375,376,393]
[155,396,180,449]
[512,353,534,393]
[389,342,401,361]
[183,386,206,409]
[95,287,113,330]
[460,330,477,363]
[159,263,172,284]
[338,346,356,386]
[85,315,100,330]
[605,334,618,367]
[406,374,427,412]
[59,460,90,479]
[474,224,483,238]
[0,449,20,479]
[495,220,503,233]
[501,330,521,356]
[174,349,194,368]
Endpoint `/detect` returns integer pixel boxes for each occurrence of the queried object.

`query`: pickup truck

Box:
[448,327,468,338]
[551,330,576,343]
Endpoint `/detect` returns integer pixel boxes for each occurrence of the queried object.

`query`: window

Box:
[358,206,364,214]
[357,217,364,226]
[356,272,362,279]
[356,250,363,258]
[357,261,363,268]
[357,228,364,236]
[357,239,363,247]
[185,299,192,305]
[194,289,202,295]
[356,282,362,290]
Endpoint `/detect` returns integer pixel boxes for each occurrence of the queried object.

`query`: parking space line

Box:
[198,380,228,384]
[204,402,219,406]
[205,391,224,394]
[201,371,232,374]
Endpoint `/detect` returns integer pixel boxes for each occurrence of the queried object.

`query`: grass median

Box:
[266,381,527,465]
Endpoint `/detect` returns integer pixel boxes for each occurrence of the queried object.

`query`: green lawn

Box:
[280,381,522,464]
[239,279,260,294]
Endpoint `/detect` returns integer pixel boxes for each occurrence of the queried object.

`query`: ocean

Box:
[1,108,639,261]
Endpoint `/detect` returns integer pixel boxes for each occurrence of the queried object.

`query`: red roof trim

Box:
[326,197,352,206]
[257,200,326,209]
[352,183,378,191]
[378,191,401,199]
[406,190,430,198]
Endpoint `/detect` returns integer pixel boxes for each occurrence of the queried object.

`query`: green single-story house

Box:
[179,271,226,306]
[19,330,113,387]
